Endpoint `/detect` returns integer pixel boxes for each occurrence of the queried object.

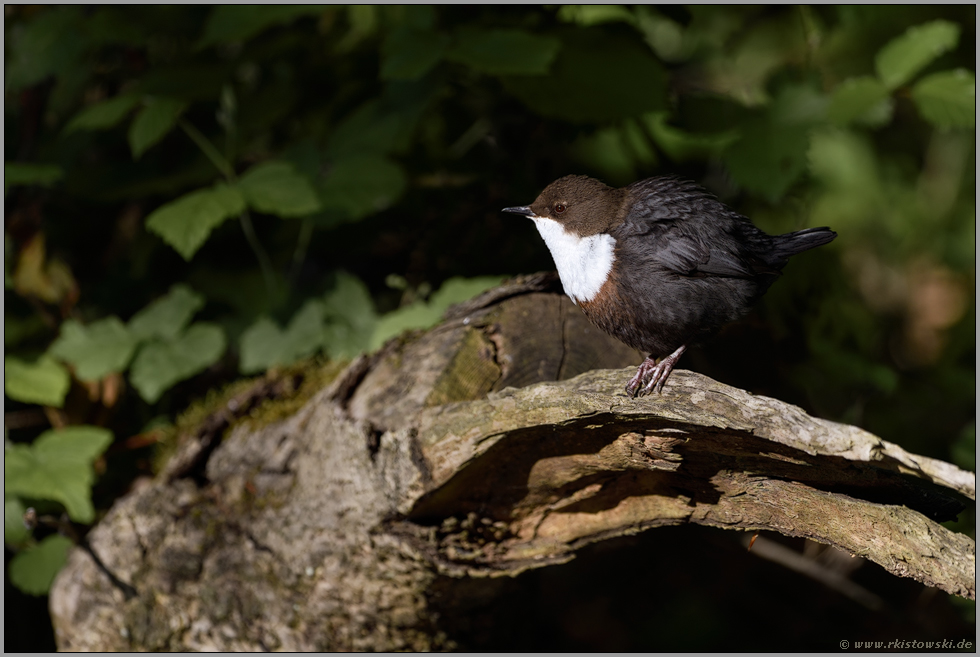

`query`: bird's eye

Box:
[554,203,566,214]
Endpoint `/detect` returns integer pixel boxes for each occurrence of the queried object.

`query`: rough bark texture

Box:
[49,274,976,651]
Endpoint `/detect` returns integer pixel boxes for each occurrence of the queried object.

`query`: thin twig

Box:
[178,119,235,181]
[239,208,279,303]
[289,218,314,287]
[179,118,279,302]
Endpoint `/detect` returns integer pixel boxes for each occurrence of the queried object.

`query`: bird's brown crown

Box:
[527,175,626,237]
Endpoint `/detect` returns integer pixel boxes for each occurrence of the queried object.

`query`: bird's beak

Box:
[502,205,533,218]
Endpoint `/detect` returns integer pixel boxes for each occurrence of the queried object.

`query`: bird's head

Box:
[502,175,622,237]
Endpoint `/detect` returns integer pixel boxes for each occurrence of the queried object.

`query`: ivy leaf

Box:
[4,163,63,195]
[64,93,141,133]
[911,69,976,130]
[8,534,74,596]
[129,323,226,403]
[827,76,893,127]
[875,20,960,90]
[4,355,70,407]
[128,284,205,341]
[4,426,113,523]
[447,28,560,76]
[145,183,246,260]
[49,317,137,382]
[238,161,321,218]
[129,97,189,159]
[239,300,326,374]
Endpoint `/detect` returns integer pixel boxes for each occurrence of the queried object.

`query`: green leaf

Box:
[5,7,86,92]
[950,423,975,473]
[4,163,63,195]
[827,77,892,127]
[128,284,206,341]
[281,302,327,362]
[319,155,407,221]
[322,272,378,358]
[238,318,282,374]
[875,20,960,90]
[239,161,321,218]
[239,300,326,374]
[8,535,73,596]
[381,28,451,80]
[5,498,30,546]
[571,121,658,186]
[502,28,667,123]
[369,276,503,350]
[129,97,189,159]
[807,128,879,192]
[369,303,443,352]
[145,183,246,260]
[64,93,141,133]
[557,5,637,27]
[911,69,976,130]
[447,28,560,76]
[723,119,810,202]
[4,426,113,523]
[129,323,226,403]
[323,272,377,327]
[641,112,738,163]
[5,315,49,348]
[83,7,149,47]
[3,232,10,289]
[198,5,327,48]
[428,276,505,312]
[326,84,433,158]
[4,355,70,407]
[49,317,137,382]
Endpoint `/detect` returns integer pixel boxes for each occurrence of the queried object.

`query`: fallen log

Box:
[49,274,975,650]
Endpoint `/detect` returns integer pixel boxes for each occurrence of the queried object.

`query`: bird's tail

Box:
[770,227,837,262]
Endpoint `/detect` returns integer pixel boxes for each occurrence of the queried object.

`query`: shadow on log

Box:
[50,274,976,651]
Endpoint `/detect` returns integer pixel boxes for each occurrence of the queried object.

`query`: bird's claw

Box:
[625,345,688,398]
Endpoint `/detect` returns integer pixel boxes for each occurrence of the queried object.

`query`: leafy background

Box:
[4,5,975,650]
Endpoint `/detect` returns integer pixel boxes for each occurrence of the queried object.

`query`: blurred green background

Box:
[4,5,975,650]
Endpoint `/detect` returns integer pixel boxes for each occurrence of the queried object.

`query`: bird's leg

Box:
[625,357,659,397]
[625,345,688,398]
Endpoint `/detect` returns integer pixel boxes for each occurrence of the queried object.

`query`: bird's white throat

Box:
[531,216,615,304]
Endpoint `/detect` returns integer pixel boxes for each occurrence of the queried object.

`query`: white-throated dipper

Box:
[503,175,837,397]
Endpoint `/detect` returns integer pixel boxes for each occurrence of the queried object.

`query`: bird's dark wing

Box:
[616,197,772,279]
[652,230,771,279]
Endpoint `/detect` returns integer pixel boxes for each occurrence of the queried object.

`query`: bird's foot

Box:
[625,345,687,398]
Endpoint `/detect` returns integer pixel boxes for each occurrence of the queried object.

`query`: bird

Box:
[503,175,837,397]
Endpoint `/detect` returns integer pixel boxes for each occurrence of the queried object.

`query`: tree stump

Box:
[49,274,976,651]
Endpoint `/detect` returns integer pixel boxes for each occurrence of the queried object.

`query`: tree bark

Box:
[49,274,976,651]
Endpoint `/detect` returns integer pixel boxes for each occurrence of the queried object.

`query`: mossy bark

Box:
[49,274,975,650]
